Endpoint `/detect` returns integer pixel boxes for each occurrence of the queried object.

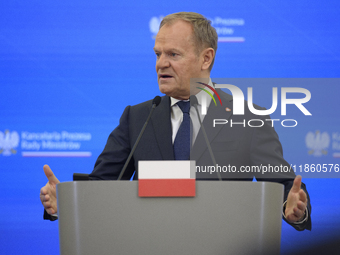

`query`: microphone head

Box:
[189,95,198,106]
[152,96,161,107]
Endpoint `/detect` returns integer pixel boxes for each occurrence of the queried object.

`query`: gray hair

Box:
[160,12,218,71]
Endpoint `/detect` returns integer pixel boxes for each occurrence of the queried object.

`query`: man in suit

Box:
[40,12,311,230]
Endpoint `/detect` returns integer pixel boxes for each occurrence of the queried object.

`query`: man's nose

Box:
[156,54,170,69]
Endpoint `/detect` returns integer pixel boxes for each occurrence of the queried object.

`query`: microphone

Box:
[190,95,222,181]
[117,96,161,180]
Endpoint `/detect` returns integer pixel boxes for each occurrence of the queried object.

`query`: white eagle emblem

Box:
[305,131,330,157]
[0,130,20,156]
[149,16,163,39]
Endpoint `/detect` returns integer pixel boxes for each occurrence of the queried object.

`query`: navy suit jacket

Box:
[87,89,311,230]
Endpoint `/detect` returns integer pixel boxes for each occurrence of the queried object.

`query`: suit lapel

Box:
[151,96,175,160]
[191,89,233,160]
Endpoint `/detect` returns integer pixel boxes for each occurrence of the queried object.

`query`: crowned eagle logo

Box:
[149,16,163,39]
[0,130,20,156]
[305,131,330,157]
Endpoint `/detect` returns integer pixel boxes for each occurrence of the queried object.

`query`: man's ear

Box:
[201,48,215,71]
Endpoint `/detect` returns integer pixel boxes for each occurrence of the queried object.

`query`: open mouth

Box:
[159,74,173,79]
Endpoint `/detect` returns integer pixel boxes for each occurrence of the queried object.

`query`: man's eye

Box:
[171,53,178,57]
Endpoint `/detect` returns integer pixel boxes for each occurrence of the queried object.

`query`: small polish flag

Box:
[138,161,196,197]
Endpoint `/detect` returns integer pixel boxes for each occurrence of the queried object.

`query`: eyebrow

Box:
[153,47,181,53]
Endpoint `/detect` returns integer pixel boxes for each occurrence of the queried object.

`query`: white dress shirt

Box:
[170,80,213,145]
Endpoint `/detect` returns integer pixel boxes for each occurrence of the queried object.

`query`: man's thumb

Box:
[291,175,302,193]
[43,164,60,184]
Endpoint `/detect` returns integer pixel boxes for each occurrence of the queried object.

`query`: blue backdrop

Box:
[1,1,339,254]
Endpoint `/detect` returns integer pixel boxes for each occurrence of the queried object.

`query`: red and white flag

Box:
[138,161,196,197]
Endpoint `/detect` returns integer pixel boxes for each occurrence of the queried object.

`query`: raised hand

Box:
[40,165,60,215]
[285,175,308,223]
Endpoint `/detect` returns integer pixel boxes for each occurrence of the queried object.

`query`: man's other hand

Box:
[285,175,308,223]
[40,165,60,215]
